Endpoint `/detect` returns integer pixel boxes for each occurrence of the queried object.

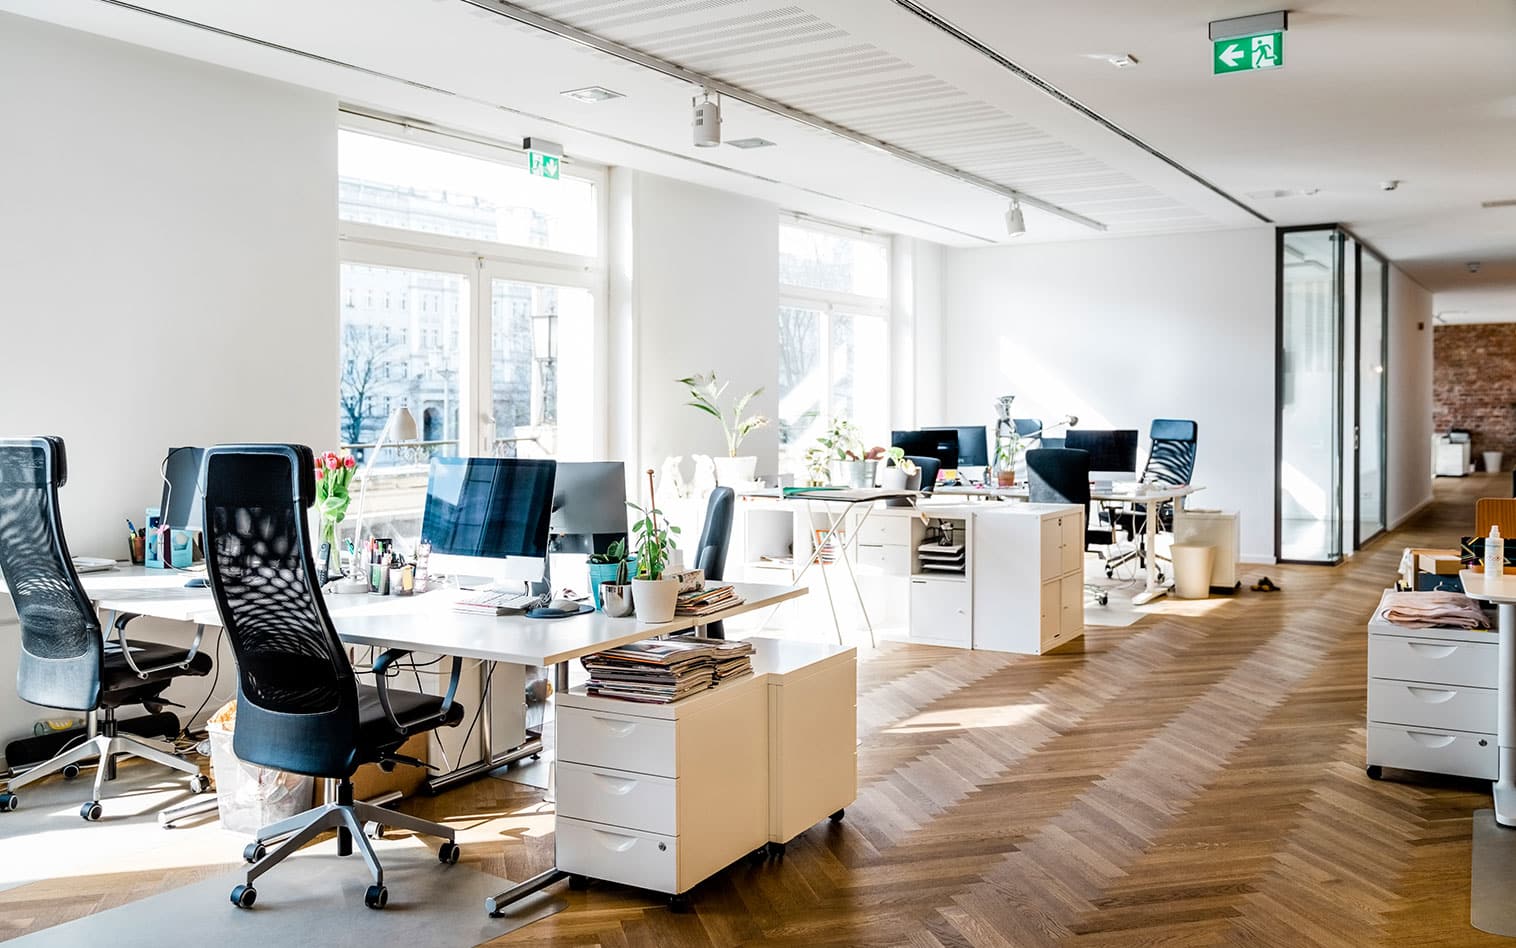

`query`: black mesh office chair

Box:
[0,437,212,820]
[1107,420,1199,577]
[1026,448,1111,606]
[200,444,465,911]
[691,487,734,638]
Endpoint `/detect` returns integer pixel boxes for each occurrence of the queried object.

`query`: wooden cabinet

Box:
[1366,590,1498,781]
[970,504,1085,654]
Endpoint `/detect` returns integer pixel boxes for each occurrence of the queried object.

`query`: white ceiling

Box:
[5,0,1514,317]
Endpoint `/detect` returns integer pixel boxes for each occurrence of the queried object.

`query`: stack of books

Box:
[675,584,743,617]
[580,636,756,704]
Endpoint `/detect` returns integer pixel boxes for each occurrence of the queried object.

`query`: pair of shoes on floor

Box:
[1250,576,1282,593]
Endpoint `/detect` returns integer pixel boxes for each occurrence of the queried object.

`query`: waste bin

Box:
[1170,544,1216,600]
[1486,451,1505,473]
[206,701,313,835]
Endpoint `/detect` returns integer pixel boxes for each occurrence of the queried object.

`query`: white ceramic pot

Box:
[828,459,870,489]
[632,577,681,623]
[878,465,908,490]
[600,583,635,617]
[712,455,758,486]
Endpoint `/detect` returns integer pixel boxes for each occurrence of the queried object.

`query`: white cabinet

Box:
[910,578,972,648]
[1366,590,1498,781]
[757,639,857,846]
[970,504,1086,654]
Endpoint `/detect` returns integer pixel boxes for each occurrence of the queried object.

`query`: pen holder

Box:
[128,530,145,566]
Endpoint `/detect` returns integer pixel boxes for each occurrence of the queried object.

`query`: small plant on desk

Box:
[626,469,683,623]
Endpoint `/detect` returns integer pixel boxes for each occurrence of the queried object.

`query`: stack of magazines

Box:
[580,636,755,704]
[675,584,743,617]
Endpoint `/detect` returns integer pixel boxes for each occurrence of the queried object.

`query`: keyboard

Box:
[453,589,541,615]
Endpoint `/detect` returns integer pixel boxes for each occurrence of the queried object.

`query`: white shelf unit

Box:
[969,504,1085,655]
[1366,590,1498,781]
[909,512,974,648]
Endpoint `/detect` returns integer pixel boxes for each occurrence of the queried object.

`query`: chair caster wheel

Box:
[766,841,786,858]
[1098,593,1109,606]
[244,842,266,863]
[668,893,691,913]
[80,800,102,821]
[365,821,385,840]
[1366,765,1383,781]
[230,884,257,909]
[829,808,845,822]
[567,873,590,891]
[189,774,211,794]
[62,764,81,781]
[530,753,541,761]
[364,884,388,910]
[0,792,16,812]
[438,841,460,865]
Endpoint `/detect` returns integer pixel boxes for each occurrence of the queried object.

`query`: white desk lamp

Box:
[332,405,418,594]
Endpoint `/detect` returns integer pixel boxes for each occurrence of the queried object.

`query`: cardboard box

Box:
[1413,548,1463,576]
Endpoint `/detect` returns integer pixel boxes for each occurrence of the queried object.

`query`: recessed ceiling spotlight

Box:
[560,86,624,103]
[1482,198,1516,209]
[1005,197,1026,237]
[1245,188,1319,199]
[727,137,776,150]
[1380,179,1401,191]
[1106,53,1140,68]
[1468,262,1483,274]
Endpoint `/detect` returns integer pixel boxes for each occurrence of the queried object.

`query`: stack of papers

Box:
[675,584,744,617]
[917,541,966,575]
[580,636,755,704]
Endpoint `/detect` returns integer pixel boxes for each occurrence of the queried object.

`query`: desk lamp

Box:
[332,405,418,594]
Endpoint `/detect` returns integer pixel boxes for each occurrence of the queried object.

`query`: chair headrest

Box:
[203,444,318,509]
[0,436,66,487]
[1150,419,1197,443]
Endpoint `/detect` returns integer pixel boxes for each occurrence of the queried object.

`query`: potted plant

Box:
[628,468,683,623]
[598,547,636,618]
[588,538,637,612]
[993,431,1024,487]
[678,372,770,487]
[876,446,920,490]
[813,417,870,488]
[313,450,357,583]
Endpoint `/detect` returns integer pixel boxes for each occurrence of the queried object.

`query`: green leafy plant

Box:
[588,537,628,566]
[678,372,770,457]
[813,417,864,461]
[627,467,680,581]
[884,445,919,476]
[994,432,1024,469]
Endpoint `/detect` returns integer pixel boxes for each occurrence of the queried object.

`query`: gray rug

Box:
[11,842,564,948]
[1471,808,1516,935]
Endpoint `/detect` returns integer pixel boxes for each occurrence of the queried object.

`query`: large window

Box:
[337,123,603,541]
[777,222,890,475]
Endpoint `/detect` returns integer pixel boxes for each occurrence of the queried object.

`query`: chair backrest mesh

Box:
[1142,419,1198,488]
[0,438,102,711]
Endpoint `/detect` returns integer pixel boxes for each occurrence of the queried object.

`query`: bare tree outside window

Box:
[339,323,397,446]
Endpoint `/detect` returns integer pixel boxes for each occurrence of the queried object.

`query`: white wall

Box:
[1388,268,1435,525]
[943,228,1277,561]
[891,238,945,428]
[620,172,780,483]
[0,15,336,759]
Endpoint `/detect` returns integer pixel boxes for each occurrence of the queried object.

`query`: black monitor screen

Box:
[1064,429,1140,475]
[891,429,960,471]
[160,446,205,530]
[951,425,989,468]
[421,457,556,560]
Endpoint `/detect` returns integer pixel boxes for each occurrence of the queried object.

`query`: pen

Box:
[126,518,137,535]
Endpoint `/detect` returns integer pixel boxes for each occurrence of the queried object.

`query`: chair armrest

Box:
[371,650,463,735]
[110,613,207,679]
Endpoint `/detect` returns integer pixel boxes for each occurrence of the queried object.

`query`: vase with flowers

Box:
[314,450,357,582]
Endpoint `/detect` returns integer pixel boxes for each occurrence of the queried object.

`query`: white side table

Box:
[1459,569,1516,825]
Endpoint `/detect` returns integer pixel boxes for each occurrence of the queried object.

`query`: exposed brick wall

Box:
[1433,324,1516,464]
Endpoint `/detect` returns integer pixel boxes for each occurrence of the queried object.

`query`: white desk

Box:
[1458,570,1516,826]
[1,565,806,915]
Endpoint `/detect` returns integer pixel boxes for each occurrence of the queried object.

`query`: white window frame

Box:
[337,114,610,458]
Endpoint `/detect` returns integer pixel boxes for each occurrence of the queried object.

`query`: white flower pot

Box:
[828,459,871,489]
[878,465,908,490]
[632,578,681,624]
[713,455,758,487]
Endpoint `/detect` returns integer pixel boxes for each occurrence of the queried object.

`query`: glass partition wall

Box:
[1276,226,1389,562]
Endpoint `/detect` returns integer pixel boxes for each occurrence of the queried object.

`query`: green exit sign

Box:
[528,151,560,180]
[1214,31,1284,74]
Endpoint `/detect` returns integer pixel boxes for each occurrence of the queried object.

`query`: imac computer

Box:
[160,446,205,532]
[890,429,960,475]
[1064,429,1139,485]
[548,461,628,555]
[420,457,556,590]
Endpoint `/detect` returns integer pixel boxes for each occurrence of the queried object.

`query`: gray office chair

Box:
[1025,448,1111,606]
[691,487,734,638]
[1107,419,1199,578]
[0,436,213,819]
[201,444,465,911]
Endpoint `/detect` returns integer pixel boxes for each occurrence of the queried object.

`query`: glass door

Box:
[1277,227,1343,563]
[1357,249,1388,544]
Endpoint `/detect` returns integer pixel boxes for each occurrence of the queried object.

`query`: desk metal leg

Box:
[1497,602,1516,827]
[1131,498,1169,606]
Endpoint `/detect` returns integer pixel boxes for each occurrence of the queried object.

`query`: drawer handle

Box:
[1406,731,1457,748]
[1407,686,1456,703]
[590,716,637,736]
[592,830,640,853]
[592,772,638,796]
[1406,642,1458,659]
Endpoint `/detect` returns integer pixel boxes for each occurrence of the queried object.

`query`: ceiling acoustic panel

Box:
[510,0,1229,234]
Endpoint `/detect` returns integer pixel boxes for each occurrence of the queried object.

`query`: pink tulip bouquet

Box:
[314,450,358,551]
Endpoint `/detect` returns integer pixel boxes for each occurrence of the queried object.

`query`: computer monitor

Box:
[420,457,556,587]
[549,461,628,555]
[890,429,959,473]
[1064,429,1140,480]
[160,446,205,531]
[951,425,989,469]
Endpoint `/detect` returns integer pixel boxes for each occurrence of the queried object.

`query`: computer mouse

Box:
[184,577,209,588]
[549,598,581,612]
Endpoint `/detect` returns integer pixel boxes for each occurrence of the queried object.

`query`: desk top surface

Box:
[1460,569,1516,604]
[1,566,807,666]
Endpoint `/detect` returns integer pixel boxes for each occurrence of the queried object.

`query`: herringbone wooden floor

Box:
[0,477,1506,946]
